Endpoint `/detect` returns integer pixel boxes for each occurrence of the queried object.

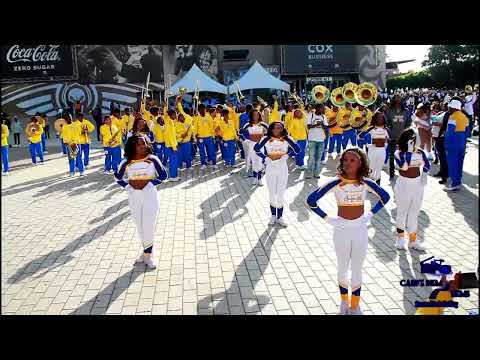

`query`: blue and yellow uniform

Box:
[62,122,84,174]
[36,116,47,152]
[75,118,95,168]
[445,110,468,188]
[287,111,308,167]
[162,107,179,179]
[193,111,216,166]
[218,117,237,167]
[27,121,44,164]
[1,124,9,173]
[269,100,281,124]
[100,123,122,172]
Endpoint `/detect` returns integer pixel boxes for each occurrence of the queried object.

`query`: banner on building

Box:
[76,45,164,85]
[0,45,78,84]
[281,45,358,75]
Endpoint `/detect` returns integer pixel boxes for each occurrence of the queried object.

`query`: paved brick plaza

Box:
[1,139,478,315]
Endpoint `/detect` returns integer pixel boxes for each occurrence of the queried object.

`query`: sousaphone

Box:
[311,85,330,104]
[349,107,372,130]
[330,87,346,108]
[342,82,358,104]
[464,85,473,94]
[25,122,41,138]
[54,118,67,134]
[336,107,352,129]
[355,82,378,107]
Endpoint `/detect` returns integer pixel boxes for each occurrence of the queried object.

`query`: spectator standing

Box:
[11,116,22,146]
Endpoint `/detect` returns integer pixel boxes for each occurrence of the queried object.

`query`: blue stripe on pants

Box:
[61,138,67,154]
[223,140,236,166]
[179,142,193,168]
[342,129,357,149]
[445,142,466,187]
[104,147,112,171]
[1,145,9,172]
[295,140,307,166]
[29,142,44,163]
[81,143,90,167]
[328,134,342,154]
[68,149,84,173]
[110,146,121,172]
[165,146,179,178]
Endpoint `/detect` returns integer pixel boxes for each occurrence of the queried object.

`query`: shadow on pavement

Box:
[89,199,129,224]
[198,171,257,241]
[446,185,479,235]
[7,211,130,284]
[197,227,279,314]
[71,265,148,315]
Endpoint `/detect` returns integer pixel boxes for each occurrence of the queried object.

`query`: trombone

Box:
[235,81,245,105]
[192,80,200,116]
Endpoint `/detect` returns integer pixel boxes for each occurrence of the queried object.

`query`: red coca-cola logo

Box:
[6,45,61,64]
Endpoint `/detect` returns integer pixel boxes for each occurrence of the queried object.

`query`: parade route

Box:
[1,140,478,315]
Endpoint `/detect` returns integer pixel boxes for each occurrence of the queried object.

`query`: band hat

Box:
[448,99,462,110]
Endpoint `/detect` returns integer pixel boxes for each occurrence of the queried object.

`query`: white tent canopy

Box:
[227,61,290,93]
[170,64,227,95]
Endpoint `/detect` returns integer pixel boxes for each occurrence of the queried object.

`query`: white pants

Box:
[246,140,263,173]
[265,159,288,208]
[242,139,251,172]
[127,182,159,251]
[368,145,386,181]
[333,217,368,289]
[394,176,424,233]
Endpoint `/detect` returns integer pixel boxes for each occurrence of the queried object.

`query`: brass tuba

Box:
[474,84,479,92]
[464,85,473,94]
[325,107,338,128]
[336,107,352,129]
[355,82,378,107]
[54,118,67,134]
[25,122,41,138]
[311,85,330,104]
[342,82,358,104]
[349,108,372,130]
[330,87,346,108]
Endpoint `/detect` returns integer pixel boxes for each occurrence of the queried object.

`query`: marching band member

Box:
[75,112,95,170]
[110,108,125,141]
[163,107,181,181]
[100,115,123,173]
[393,128,430,250]
[444,99,468,192]
[358,112,390,185]
[1,120,9,175]
[26,116,45,165]
[35,112,48,154]
[114,133,168,269]
[324,105,343,163]
[269,97,281,124]
[152,116,166,164]
[62,114,85,177]
[56,114,68,156]
[122,107,135,142]
[127,115,155,143]
[305,103,329,179]
[193,104,217,170]
[213,105,226,162]
[241,109,269,185]
[355,105,371,151]
[287,108,308,169]
[284,104,294,130]
[217,109,237,170]
[254,122,300,226]
[431,102,450,184]
[175,99,195,172]
[340,103,356,150]
[238,104,253,166]
[306,148,390,315]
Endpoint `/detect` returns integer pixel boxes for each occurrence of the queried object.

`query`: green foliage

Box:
[388,45,479,89]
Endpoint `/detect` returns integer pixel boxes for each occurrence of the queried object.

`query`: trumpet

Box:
[67,143,78,159]
[82,123,90,144]
[108,127,121,147]
[288,90,304,108]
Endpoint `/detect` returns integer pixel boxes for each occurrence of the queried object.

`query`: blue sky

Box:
[386,45,431,72]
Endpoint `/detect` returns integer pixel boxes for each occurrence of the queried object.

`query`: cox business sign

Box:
[0,45,78,83]
[281,45,358,75]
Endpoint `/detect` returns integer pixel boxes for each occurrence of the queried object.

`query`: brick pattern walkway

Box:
[1,140,478,315]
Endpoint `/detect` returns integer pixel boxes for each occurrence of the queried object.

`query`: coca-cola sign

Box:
[1,45,77,84]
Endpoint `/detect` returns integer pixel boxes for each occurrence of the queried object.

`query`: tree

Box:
[422,45,479,88]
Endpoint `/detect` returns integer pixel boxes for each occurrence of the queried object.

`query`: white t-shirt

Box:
[305,113,328,141]
[464,94,477,116]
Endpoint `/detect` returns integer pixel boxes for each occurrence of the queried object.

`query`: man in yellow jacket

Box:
[74,112,95,170]
[163,106,180,181]
[269,97,281,124]
[194,103,217,169]
[217,108,237,170]
[62,114,85,176]
[35,112,48,154]
[288,108,308,168]
[1,120,10,175]
[176,97,195,172]
[27,116,45,165]
[100,115,122,173]
[325,106,343,162]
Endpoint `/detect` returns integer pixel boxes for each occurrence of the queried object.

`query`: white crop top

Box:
[370,127,389,140]
[248,124,266,136]
[394,149,430,173]
[125,159,157,180]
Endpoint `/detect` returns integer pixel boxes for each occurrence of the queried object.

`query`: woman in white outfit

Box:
[254,122,301,227]
[358,112,390,185]
[240,109,268,186]
[393,128,430,251]
[414,103,434,160]
[306,148,390,315]
[114,133,168,269]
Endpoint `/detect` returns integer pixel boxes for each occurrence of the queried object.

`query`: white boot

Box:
[395,235,406,250]
[349,307,363,315]
[268,216,276,225]
[276,217,288,227]
[339,301,349,315]
[144,254,157,269]
[251,177,257,185]
[409,241,425,251]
